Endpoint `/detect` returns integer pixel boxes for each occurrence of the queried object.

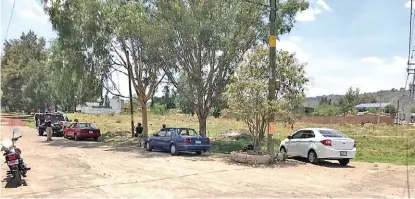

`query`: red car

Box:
[63,122,101,141]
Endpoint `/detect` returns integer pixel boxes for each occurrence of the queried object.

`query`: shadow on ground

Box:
[37,137,225,162]
[3,178,28,189]
[290,157,356,168]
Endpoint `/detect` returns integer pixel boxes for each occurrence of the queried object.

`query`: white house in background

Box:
[76,96,124,114]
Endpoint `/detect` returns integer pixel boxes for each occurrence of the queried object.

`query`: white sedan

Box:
[279,128,356,166]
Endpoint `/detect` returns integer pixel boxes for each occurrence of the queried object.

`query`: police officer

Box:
[135,122,143,147]
[45,116,53,141]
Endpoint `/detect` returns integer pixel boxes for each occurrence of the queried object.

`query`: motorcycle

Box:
[1,128,30,186]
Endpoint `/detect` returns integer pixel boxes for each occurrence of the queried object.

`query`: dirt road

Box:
[0,115,414,198]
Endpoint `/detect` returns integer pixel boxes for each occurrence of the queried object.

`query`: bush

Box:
[210,140,249,154]
[151,103,167,115]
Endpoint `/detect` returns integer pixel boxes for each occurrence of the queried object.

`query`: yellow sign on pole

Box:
[269,122,276,135]
[269,35,277,47]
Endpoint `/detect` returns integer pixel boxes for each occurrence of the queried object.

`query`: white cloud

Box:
[8,0,49,23]
[296,0,332,22]
[296,8,322,22]
[316,0,331,11]
[360,56,384,64]
[278,37,407,97]
[277,36,309,62]
[405,0,411,8]
[18,8,49,23]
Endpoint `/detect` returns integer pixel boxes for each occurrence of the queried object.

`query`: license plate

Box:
[195,140,201,144]
[7,160,19,166]
[340,151,347,156]
[89,131,93,134]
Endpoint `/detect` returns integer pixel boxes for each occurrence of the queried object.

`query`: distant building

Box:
[76,97,124,114]
[355,102,391,112]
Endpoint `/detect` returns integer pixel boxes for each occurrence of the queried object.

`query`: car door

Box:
[64,123,74,136]
[160,129,174,150]
[287,130,304,156]
[71,123,80,136]
[298,130,315,158]
[153,130,167,149]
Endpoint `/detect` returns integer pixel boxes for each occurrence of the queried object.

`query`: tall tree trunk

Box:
[197,113,207,136]
[141,103,149,138]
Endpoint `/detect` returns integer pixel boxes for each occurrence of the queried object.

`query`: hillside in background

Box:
[305,88,407,108]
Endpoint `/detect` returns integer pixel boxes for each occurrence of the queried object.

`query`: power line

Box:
[4,0,17,41]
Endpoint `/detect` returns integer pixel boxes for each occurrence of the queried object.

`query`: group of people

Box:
[44,117,78,142]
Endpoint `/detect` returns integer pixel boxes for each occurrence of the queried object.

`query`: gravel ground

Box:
[0,115,414,198]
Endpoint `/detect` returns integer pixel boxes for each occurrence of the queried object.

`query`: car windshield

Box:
[178,129,198,136]
[47,114,64,122]
[319,130,347,138]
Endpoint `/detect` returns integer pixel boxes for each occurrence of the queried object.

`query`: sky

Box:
[0,0,413,98]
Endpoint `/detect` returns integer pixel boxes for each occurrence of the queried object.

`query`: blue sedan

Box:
[143,127,211,155]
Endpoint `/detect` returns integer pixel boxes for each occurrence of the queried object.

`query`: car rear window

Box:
[178,129,198,136]
[47,114,64,122]
[319,130,347,138]
[78,123,97,129]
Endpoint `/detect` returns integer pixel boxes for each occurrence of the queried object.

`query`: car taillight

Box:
[206,139,210,144]
[320,139,332,146]
[353,141,356,147]
[184,138,191,144]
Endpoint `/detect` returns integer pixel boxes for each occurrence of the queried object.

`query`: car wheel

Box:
[147,142,153,152]
[339,159,350,166]
[38,130,44,136]
[74,134,79,141]
[308,150,319,164]
[143,142,147,149]
[195,151,202,155]
[170,144,179,156]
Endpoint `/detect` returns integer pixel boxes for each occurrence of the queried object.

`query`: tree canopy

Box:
[225,47,307,151]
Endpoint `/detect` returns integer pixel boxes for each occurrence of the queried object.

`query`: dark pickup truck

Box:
[34,113,69,136]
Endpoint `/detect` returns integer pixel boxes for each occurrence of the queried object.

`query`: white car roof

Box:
[297,128,337,131]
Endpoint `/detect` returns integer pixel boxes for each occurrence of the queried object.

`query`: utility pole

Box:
[267,0,277,162]
[377,91,382,124]
[126,50,135,138]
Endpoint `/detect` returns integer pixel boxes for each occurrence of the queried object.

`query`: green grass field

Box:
[23,112,415,165]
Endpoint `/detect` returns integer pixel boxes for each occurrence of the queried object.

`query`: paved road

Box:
[0,114,414,198]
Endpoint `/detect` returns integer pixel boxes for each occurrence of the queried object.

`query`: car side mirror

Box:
[287,135,292,140]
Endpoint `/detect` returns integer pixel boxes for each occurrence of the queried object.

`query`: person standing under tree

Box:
[135,122,143,147]
[45,116,53,141]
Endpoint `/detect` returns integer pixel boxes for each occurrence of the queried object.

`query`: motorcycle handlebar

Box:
[12,135,22,141]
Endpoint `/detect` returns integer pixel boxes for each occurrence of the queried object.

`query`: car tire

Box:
[74,134,79,141]
[339,159,350,166]
[38,130,44,136]
[170,144,179,156]
[308,150,319,164]
[143,142,147,149]
[195,151,202,155]
[147,142,153,152]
